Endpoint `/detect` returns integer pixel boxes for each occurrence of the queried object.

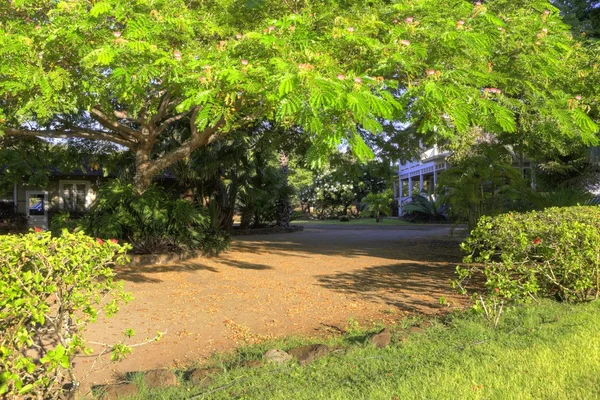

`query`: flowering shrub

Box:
[0,230,131,398]
[455,206,600,304]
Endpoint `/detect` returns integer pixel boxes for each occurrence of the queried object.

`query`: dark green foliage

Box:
[458,206,600,303]
[338,215,350,222]
[553,0,600,37]
[51,180,229,254]
[0,203,27,234]
[522,186,600,208]
[438,144,526,227]
[402,194,448,222]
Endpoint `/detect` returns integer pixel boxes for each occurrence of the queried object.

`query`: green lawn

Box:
[117,300,600,399]
[293,217,411,226]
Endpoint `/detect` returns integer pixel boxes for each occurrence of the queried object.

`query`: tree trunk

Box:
[276,152,292,228]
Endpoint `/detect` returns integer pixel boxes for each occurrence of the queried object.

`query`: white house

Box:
[393,145,451,215]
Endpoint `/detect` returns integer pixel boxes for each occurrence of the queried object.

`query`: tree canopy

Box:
[1,0,597,192]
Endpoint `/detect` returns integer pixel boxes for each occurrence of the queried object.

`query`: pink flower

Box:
[109,239,119,244]
[354,77,362,83]
[457,20,465,26]
[533,238,541,245]
[575,95,582,101]
[393,19,399,24]
[544,9,550,15]
[34,227,42,233]
[113,31,121,38]
[289,25,295,31]
[475,1,482,5]
[236,33,242,39]
[173,50,181,60]
[337,74,346,80]
[347,26,355,32]
[426,69,436,76]
[405,17,414,23]
[97,238,104,245]
[400,40,411,46]
[241,59,248,65]
[268,25,275,32]
[542,28,548,33]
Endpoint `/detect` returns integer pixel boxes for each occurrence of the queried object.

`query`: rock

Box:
[189,368,217,388]
[143,369,179,388]
[263,349,293,365]
[369,328,391,348]
[98,383,139,399]
[287,344,331,365]
[409,326,424,334]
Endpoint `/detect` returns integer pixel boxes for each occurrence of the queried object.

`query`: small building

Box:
[3,166,110,230]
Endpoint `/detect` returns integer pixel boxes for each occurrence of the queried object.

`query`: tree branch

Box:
[3,127,134,148]
[156,107,194,135]
[90,107,142,141]
[144,115,227,178]
[150,92,172,126]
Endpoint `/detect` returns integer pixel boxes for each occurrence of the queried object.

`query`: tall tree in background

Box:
[1,0,597,193]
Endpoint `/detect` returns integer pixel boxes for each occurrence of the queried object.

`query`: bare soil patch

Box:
[74,224,468,391]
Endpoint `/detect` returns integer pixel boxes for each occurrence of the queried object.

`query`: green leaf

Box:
[89,2,112,17]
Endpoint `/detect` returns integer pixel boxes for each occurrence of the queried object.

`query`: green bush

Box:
[338,215,350,222]
[51,180,229,254]
[401,194,447,223]
[0,230,131,398]
[457,206,600,303]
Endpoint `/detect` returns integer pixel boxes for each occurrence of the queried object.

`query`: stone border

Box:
[127,250,204,267]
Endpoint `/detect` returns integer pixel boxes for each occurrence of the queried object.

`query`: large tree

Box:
[1,0,597,192]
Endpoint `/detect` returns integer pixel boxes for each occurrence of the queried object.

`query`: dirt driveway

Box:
[75,224,467,388]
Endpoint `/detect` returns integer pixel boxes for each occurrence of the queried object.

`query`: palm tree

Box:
[362,190,392,223]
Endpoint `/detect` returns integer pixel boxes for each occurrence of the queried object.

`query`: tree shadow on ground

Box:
[219,260,273,270]
[316,261,462,314]
[116,261,219,283]
[232,235,464,264]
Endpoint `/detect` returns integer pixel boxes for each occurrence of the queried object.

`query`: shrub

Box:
[0,230,131,398]
[401,194,447,223]
[51,180,230,254]
[338,215,350,222]
[456,206,600,304]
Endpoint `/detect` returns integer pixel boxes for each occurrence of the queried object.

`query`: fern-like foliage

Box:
[51,180,226,254]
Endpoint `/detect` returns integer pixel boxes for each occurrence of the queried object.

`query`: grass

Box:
[293,217,411,226]
[112,300,600,399]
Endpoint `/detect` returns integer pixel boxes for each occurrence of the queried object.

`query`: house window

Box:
[28,194,46,216]
[59,181,90,212]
